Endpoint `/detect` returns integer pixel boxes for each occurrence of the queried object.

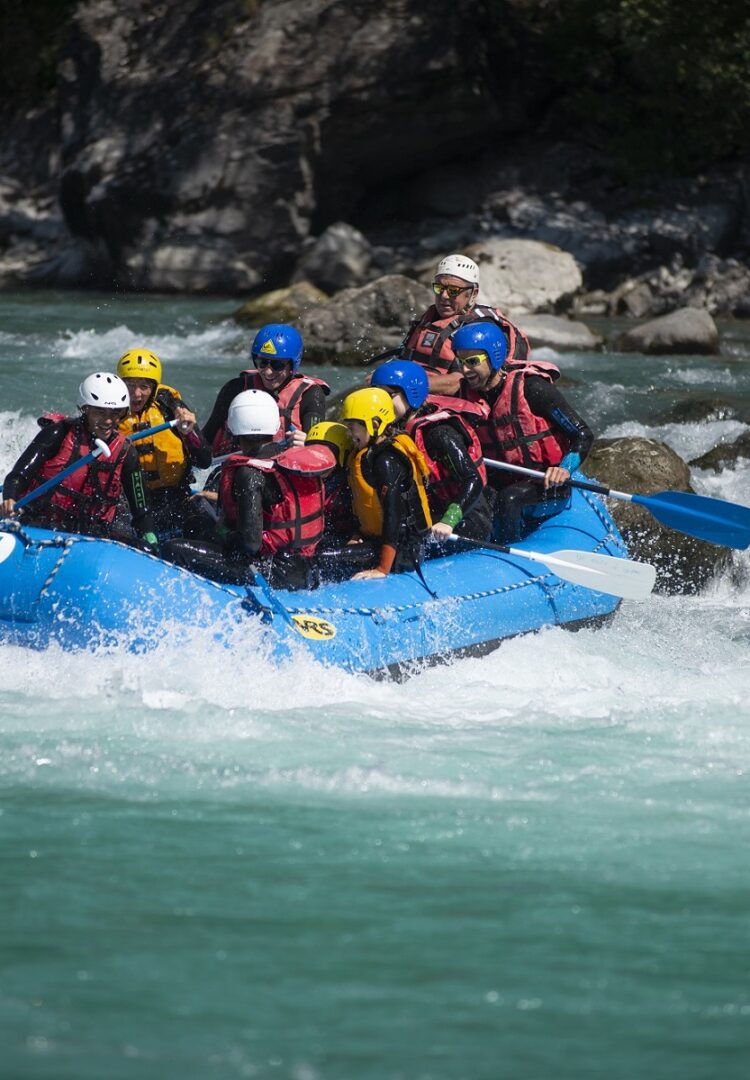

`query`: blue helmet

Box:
[251,323,304,371]
[371,359,429,410]
[452,321,508,371]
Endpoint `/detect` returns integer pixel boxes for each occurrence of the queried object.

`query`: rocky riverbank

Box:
[1,1,748,321]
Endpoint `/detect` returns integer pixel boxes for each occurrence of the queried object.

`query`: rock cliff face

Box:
[0,0,748,309]
[9,0,551,292]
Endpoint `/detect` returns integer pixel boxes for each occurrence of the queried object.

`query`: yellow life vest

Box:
[348,433,433,538]
[118,383,189,490]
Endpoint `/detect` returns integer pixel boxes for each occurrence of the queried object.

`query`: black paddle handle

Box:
[567,476,610,497]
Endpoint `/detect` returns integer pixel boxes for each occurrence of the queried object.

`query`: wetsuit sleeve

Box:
[523,376,594,471]
[371,447,412,551]
[121,446,156,538]
[422,422,484,524]
[232,466,266,556]
[181,429,213,469]
[201,377,245,445]
[297,385,327,433]
[2,421,69,500]
[156,388,213,469]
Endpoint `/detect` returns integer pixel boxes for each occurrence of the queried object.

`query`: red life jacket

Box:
[402,304,530,374]
[211,372,331,456]
[219,444,335,556]
[24,419,130,530]
[404,396,488,510]
[462,360,570,468]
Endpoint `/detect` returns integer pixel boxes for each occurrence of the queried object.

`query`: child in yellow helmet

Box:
[304,421,358,550]
[339,388,433,581]
[116,347,212,538]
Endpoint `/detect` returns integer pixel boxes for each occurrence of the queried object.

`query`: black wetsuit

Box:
[202,376,326,447]
[3,420,155,542]
[357,441,430,574]
[478,375,593,544]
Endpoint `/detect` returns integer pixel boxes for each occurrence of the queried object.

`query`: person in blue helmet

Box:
[202,323,330,456]
[370,359,492,542]
[454,321,593,543]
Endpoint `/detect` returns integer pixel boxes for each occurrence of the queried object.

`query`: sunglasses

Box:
[254,356,290,372]
[457,353,488,368]
[432,282,473,298]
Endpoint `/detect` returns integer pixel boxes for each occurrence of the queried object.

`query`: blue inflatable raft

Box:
[0,485,630,677]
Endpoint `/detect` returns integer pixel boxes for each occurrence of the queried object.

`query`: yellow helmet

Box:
[340,387,396,438]
[306,421,352,467]
[117,348,162,384]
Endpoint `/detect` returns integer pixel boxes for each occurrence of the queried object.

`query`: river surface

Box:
[1,291,749,1079]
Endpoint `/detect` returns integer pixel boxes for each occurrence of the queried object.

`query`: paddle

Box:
[445,534,656,600]
[11,419,180,511]
[484,458,750,551]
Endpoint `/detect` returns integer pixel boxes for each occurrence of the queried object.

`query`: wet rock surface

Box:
[583,437,732,594]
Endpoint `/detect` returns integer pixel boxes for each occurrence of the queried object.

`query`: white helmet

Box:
[78,372,130,410]
[227,389,281,437]
[436,254,479,285]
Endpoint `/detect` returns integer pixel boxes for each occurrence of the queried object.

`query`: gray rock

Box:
[583,437,731,594]
[689,431,750,472]
[21,0,556,293]
[298,275,432,365]
[613,307,720,355]
[463,238,582,315]
[481,182,744,293]
[515,314,602,351]
[613,281,654,319]
[233,282,330,327]
[292,222,374,294]
[656,395,746,425]
[577,254,750,321]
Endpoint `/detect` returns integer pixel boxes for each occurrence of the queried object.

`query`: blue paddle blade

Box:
[633,490,750,550]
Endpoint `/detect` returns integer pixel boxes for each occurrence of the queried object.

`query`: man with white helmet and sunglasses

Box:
[1,372,157,548]
[397,253,530,396]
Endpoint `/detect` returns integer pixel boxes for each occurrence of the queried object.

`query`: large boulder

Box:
[233,282,329,327]
[516,313,602,351]
[582,437,731,594]
[297,274,432,365]
[612,306,720,355]
[464,238,582,315]
[292,222,374,293]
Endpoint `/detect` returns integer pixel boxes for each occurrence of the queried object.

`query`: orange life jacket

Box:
[348,434,432,539]
[118,384,189,490]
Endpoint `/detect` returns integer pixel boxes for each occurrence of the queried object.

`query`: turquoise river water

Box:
[1,291,749,1079]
